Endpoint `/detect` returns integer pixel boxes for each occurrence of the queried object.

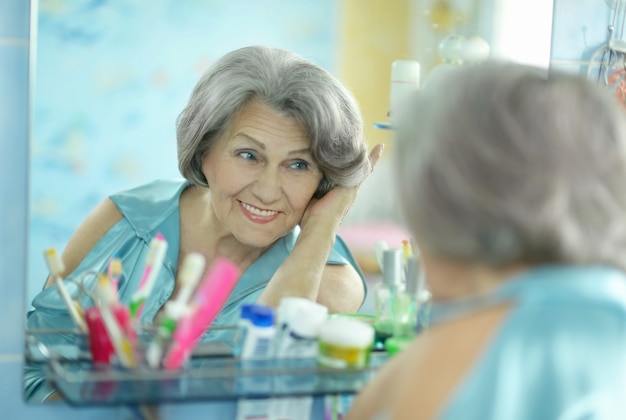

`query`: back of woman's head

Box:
[177,45,369,198]
[395,61,626,270]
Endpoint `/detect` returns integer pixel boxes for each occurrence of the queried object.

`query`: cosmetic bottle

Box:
[389,60,420,125]
[416,289,433,334]
[239,304,276,360]
[232,303,255,358]
[385,256,422,356]
[374,248,404,345]
[272,296,312,355]
[271,299,328,420]
[392,255,420,339]
[236,304,276,420]
[274,298,328,358]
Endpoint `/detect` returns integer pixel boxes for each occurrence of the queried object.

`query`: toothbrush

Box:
[106,253,122,299]
[146,252,206,368]
[401,239,413,260]
[95,274,137,368]
[402,239,414,284]
[129,233,168,320]
[43,248,87,333]
[163,256,241,370]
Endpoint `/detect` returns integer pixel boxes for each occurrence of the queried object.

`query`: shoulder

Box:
[110,179,189,207]
[109,179,190,233]
[441,270,626,419]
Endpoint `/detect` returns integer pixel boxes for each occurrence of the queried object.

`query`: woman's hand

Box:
[257,143,384,310]
[300,144,385,230]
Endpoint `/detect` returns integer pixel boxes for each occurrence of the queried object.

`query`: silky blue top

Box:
[24,179,365,403]
[432,266,626,420]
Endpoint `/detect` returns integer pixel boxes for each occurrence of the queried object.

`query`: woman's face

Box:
[202,100,323,248]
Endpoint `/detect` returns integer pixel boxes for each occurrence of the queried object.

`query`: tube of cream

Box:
[162,256,240,370]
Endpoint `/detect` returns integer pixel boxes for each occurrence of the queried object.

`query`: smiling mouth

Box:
[239,201,279,217]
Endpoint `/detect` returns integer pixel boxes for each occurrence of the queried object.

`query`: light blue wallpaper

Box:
[28,0,338,304]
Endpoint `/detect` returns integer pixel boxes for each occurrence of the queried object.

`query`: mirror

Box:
[25,0,554,403]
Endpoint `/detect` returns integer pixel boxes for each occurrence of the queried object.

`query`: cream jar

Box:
[317,317,375,369]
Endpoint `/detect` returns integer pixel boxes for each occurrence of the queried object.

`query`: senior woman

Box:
[25,45,383,402]
[346,62,626,419]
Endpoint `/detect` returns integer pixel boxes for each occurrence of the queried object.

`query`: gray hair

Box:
[395,61,626,270]
[177,45,369,198]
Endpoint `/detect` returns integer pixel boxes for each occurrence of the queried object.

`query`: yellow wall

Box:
[338,0,413,151]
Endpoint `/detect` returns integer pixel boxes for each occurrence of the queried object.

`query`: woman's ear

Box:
[313,177,333,199]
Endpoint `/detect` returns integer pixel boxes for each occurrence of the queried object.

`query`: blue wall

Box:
[0,1,233,417]
[1,0,117,415]
[27,0,338,305]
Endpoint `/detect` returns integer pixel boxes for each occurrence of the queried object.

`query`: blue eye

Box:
[290,160,309,170]
[238,150,256,161]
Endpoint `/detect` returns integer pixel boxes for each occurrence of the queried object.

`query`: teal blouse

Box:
[433,266,626,420]
[24,179,365,402]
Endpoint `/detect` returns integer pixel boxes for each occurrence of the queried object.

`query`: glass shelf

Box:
[25,328,234,364]
[46,353,387,406]
[26,329,388,406]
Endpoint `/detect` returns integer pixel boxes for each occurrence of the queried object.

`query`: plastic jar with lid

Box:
[317,317,375,369]
[275,298,328,359]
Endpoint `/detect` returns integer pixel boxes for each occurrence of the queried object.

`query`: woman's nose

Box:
[251,166,282,203]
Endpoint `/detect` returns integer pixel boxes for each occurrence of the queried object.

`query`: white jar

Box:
[317,317,375,369]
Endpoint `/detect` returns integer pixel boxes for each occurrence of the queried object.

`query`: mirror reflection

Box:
[25,0,554,406]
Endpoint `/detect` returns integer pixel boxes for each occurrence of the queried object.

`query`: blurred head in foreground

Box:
[395,61,626,298]
[345,61,626,420]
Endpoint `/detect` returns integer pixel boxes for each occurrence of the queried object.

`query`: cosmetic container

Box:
[386,271,419,355]
[232,303,255,358]
[374,248,404,344]
[416,289,433,334]
[317,317,374,369]
[274,298,328,358]
[271,299,328,420]
[236,304,276,420]
[239,304,276,360]
[272,296,312,355]
[389,60,420,123]
[392,255,420,340]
